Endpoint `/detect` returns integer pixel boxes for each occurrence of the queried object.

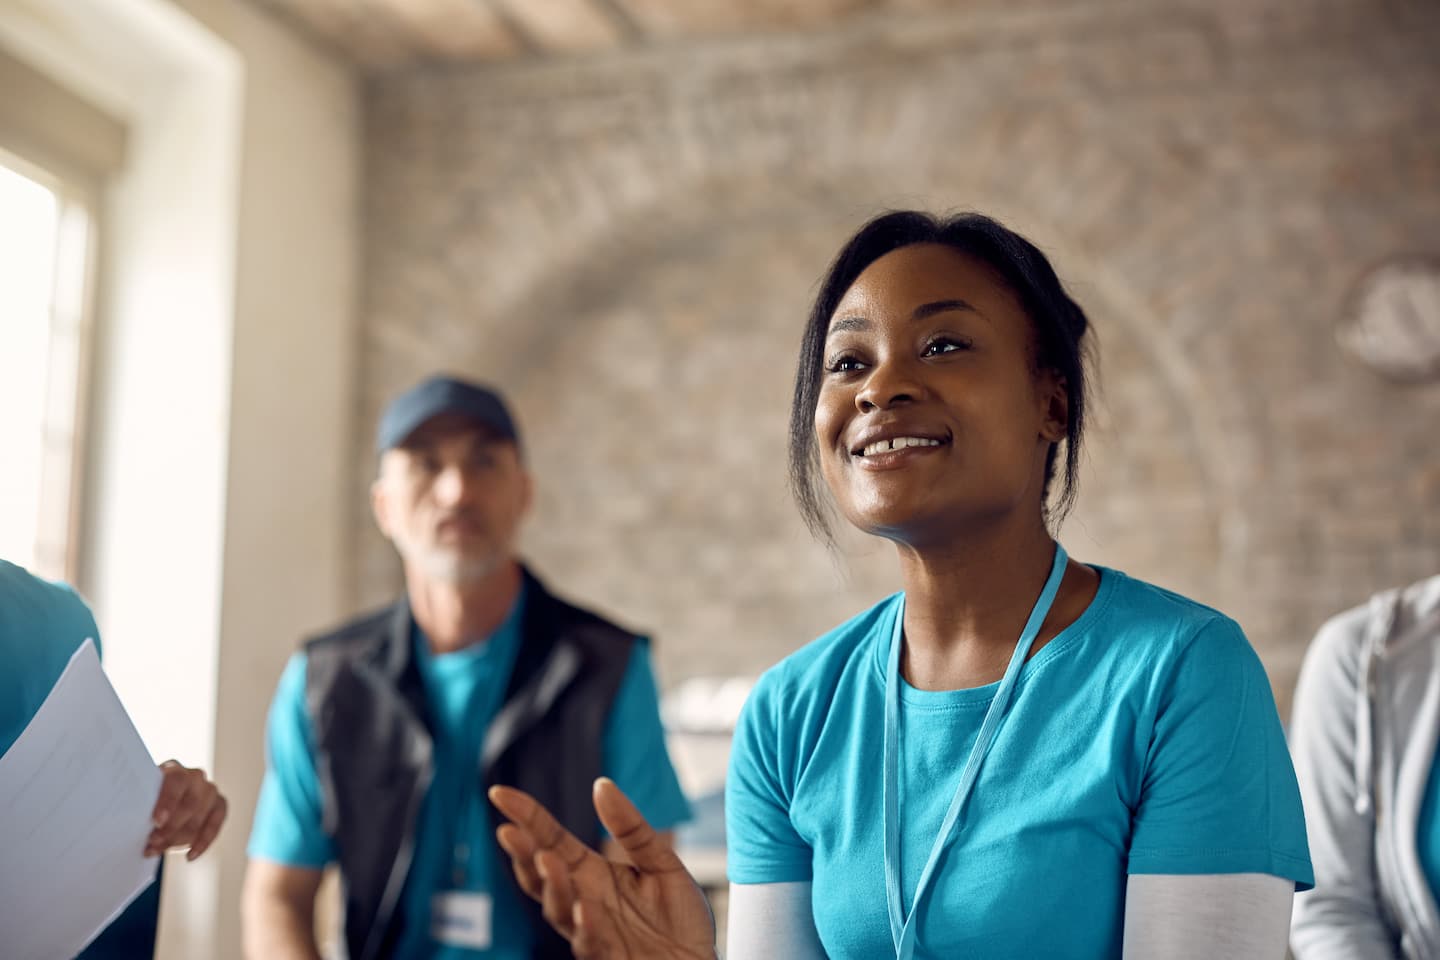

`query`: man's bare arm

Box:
[242,859,325,960]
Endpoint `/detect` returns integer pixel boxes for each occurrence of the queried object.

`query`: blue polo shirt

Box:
[0,559,102,756]
[726,566,1312,959]
[249,586,691,958]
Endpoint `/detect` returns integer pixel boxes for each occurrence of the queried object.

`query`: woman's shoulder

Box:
[1090,566,1232,628]
[1084,566,1252,664]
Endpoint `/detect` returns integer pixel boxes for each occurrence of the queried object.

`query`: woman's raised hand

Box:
[490,777,717,960]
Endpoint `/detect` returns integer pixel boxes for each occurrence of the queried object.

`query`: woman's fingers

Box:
[490,785,594,871]
[592,778,686,875]
[572,899,621,959]
[537,850,578,938]
[496,823,544,900]
[494,782,713,959]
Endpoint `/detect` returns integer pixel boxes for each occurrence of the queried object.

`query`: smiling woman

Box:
[488,210,1313,960]
[791,212,1089,548]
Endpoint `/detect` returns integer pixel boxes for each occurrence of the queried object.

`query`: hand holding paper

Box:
[146,758,228,860]
[0,639,224,960]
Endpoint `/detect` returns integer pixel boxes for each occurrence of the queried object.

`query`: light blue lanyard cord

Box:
[883,543,1069,960]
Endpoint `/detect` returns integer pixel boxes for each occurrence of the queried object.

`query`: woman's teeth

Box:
[860,437,942,457]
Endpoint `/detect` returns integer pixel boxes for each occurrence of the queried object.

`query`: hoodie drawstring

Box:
[1354,588,1404,817]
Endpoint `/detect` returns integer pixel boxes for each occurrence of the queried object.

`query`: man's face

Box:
[371,413,532,585]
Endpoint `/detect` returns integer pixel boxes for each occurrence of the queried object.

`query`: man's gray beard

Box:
[403,545,503,585]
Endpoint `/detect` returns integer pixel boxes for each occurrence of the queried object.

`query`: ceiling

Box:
[250,0,936,69]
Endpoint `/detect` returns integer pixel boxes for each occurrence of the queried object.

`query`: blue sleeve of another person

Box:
[1127,617,1314,889]
[247,653,335,868]
[601,641,692,832]
[0,561,103,757]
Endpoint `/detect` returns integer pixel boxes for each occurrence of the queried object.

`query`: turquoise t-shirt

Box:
[1418,743,1440,902]
[726,565,1313,959]
[249,586,692,959]
[0,559,102,756]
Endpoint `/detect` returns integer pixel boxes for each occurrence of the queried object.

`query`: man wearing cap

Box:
[241,375,691,960]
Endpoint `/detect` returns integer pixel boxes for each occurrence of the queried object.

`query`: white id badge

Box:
[431,891,493,949]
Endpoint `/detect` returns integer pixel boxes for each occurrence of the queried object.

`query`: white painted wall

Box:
[204,2,359,953]
[0,1,359,957]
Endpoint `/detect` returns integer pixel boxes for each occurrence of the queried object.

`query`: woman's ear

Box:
[1039,371,1069,444]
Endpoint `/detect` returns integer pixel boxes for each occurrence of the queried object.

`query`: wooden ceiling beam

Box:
[365,0,525,63]
[258,0,417,68]
[249,0,905,67]
[588,0,648,43]
[615,0,878,38]
[491,0,630,54]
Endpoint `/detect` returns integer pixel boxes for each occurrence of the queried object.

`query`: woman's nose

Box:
[856,358,924,412]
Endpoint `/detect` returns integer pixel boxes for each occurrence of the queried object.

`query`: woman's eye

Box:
[923,337,971,357]
[825,354,866,373]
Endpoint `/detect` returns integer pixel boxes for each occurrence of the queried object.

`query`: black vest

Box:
[304,568,637,960]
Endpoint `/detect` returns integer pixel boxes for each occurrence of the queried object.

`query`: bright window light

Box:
[0,157,89,580]
[0,162,60,572]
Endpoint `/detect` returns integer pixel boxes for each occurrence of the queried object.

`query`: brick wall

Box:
[357,0,1440,714]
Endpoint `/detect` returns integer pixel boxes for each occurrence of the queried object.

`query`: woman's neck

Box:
[894,517,1096,691]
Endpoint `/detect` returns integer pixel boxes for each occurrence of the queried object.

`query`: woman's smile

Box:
[847,424,952,471]
[814,242,1064,538]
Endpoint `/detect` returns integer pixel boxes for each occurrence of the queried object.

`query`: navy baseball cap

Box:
[375,375,520,453]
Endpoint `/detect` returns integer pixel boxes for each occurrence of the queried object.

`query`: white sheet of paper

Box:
[0,638,162,960]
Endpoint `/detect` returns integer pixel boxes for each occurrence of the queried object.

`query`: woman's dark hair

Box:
[788,210,1091,543]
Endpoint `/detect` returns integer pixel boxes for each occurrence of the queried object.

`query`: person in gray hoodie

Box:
[1290,573,1440,959]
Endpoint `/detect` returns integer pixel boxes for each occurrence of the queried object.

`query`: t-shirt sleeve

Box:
[0,570,105,758]
[601,641,692,832]
[725,670,813,885]
[1127,617,1314,890]
[54,581,103,661]
[246,653,336,868]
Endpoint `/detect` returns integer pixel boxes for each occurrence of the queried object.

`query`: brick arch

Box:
[412,169,1235,679]
[361,6,1230,395]
[359,119,1256,633]
[359,2,1440,708]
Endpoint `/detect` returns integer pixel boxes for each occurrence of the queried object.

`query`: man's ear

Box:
[519,468,535,517]
[371,476,392,538]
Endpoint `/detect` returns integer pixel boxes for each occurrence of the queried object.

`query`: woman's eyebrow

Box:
[911,298,979,321]
[827,298,982,337]
[827,315,869,335]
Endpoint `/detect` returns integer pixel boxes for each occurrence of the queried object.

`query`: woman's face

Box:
[814,243,1067,546]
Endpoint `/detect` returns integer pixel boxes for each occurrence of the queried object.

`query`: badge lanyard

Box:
[883,543,1069,960]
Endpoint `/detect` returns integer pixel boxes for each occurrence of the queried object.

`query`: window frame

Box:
[0,47,124,582]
